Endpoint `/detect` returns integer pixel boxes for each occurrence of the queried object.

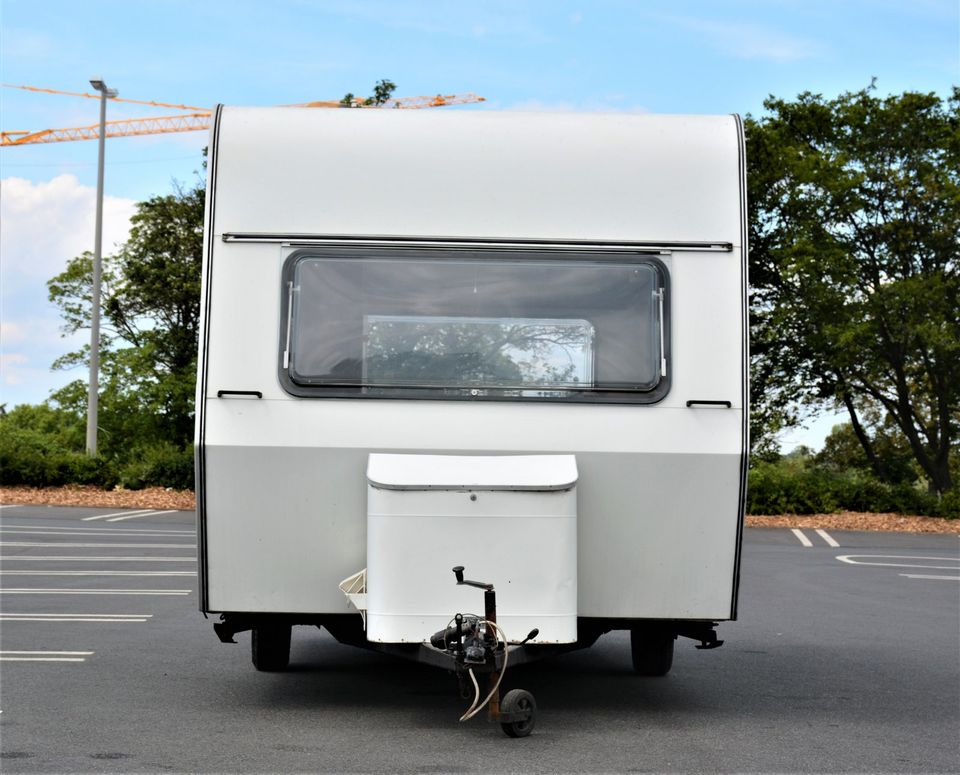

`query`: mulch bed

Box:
[0,484,196,512]
[2,486,957,534]
[747,512,959,534]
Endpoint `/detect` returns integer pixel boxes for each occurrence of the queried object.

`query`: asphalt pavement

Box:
[0,504,957,774]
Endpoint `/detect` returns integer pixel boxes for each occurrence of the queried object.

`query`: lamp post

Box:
[85,77,117,457]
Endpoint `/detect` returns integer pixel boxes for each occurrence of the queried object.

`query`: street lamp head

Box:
[89,78,118,98]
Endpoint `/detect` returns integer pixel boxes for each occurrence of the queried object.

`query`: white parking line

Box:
[1,570,196,576]
[837,555,960,570]
[106,509,179,522]
[0,650,94,662]
[0,588,191,596]
[899,574,960,581]
[0,504,22,509]
[0,542,196,549]
[1,525,194,536]
[791,528,813,547]
[0,657,88,662]
[0,613,152,623]
[82,509,157,522]
[0,556,196,562]
[815,528,840,547]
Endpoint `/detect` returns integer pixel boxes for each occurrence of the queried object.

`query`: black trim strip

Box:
[197,104,223,613]
[686,400,732,408]
[222,233,733,253]
[730,113,750,620]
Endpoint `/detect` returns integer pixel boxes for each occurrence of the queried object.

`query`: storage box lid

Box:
[367,454,578,492]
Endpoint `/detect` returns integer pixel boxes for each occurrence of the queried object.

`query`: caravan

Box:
[195,107,748,735]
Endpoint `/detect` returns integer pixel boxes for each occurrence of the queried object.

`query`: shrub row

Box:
[0,425,194,491]
[748,460,958,518]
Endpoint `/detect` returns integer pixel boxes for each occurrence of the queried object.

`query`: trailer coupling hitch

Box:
[426,565,540,738]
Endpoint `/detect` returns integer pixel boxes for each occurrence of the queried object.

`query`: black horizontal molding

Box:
[217,390,262,399]
[686,400,732,408]
[222,232,733,253]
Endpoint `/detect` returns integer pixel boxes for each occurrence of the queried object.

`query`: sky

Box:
[1,0,957,450]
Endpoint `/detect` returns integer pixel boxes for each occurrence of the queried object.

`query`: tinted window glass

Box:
[282,250,668,402]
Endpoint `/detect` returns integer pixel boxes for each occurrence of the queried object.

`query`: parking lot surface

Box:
[1,505,958,773]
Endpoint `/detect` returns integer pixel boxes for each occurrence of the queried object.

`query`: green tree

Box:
[47,181,205,453]
[364,78,397,106]
[341,79,397,108]
[747,85,960,494]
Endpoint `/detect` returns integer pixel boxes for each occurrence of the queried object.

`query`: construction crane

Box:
[0,84,485,146]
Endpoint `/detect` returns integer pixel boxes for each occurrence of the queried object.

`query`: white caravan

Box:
[196,106,748,735]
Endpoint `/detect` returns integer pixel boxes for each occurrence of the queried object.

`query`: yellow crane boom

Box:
[2,113,211,146]
[1,84,486,147]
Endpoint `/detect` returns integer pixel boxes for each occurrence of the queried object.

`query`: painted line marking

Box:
[0,556,196,562]
[837,555,960,570]
[0,571,196,576]
[0,613,153,624]
[0,588,191,596]
[791,528,813,547]
[815,528,840,548]
[0,655,90,662]
[82,509,157,522]
[106,509,179,522]
[1,650,93,665]
[899,574,960,581]
[1,525,194,536]
[0,504,22,509]
[0,542,196,549]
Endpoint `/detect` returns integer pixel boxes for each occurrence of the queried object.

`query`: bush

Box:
[939,490,960,520]
[747,457,941,516]
[118,443,194,490]
[0,424,116,487]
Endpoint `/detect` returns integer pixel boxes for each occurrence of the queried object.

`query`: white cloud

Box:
[664,16,822,62]
[0,321,26,345]
[0,175,135,406]
[1,353,29,385]
[0,175,136,282]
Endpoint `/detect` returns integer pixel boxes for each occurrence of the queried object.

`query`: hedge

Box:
[748,460,956,518]
[0,424,193,491]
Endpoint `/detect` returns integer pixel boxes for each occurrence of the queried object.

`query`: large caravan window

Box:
[280,249,669,403]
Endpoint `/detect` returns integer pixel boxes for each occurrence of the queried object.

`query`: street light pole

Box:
[86,77,117,457]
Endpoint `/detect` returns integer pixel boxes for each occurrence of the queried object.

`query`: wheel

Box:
[499,689,536,738]
[630,629,674,676]
[251,624,291,671]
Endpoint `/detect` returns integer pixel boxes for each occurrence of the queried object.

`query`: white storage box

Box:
[366,454,578,644]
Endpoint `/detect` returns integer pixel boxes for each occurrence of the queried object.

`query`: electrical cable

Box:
[459,620,509,722]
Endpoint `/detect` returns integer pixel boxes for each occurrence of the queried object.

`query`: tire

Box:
[500,689,536,738]
[251,624,292,671]
[630,629,674,676]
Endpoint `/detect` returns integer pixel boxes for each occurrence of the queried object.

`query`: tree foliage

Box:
[341,78,397,107]
[747,85,960,494]
[47,181,205,454]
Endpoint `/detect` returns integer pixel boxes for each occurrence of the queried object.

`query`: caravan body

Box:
[196,107,748,660]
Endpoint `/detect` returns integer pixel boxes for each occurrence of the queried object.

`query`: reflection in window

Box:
[363,316,595,389]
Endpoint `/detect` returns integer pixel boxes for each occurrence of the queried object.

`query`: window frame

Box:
[277,246,671,405]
